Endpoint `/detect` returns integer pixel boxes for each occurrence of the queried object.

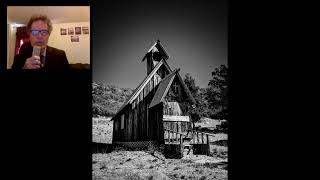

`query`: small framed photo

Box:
[68,27,74,35]
[71,36,79,42]
[75,27,82,35]
[82,26,89,34]
[60,28,67,35]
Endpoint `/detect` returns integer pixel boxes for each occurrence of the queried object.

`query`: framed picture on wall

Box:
[75,27,81,35]
[68,27,74,35]
[60,28,67,35]
[71,36,79,42]
[82,26,89,34]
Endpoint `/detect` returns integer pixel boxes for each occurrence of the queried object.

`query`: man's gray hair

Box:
[26,14,53,34]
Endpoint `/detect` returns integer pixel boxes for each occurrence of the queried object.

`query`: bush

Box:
[92,82,133,117]
[215,120,228,133]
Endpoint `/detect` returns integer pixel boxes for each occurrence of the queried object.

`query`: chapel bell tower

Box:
[142,40,169,75]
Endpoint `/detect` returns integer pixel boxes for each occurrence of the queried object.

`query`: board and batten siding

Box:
[113,71,166,143]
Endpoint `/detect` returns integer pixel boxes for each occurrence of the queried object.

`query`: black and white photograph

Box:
[92,0,228,179]
[68,27,74,35]
[75,26,81,35]
[60,28,67,35]
[71,35,79,42]
[82,26,89,34]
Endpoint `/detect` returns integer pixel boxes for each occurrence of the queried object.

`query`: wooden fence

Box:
[164,129,215,145]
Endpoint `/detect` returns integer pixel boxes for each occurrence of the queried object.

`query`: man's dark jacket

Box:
[12,42,69,69]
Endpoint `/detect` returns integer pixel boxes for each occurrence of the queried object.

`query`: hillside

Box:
[92,82,133,117]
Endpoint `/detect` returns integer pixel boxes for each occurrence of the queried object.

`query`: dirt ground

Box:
[93,117,113,143]
[93,150,227,180]
[92,117,228,180]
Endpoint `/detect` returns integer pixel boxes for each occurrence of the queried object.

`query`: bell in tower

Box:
[142,40,169,75]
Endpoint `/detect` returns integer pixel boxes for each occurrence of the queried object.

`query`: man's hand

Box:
[23,56,42,69]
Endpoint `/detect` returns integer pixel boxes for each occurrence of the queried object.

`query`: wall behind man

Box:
[48,22,90,64]
[6,21,90,68]
[7,24,17,69]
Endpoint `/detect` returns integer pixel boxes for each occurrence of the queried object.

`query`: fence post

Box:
[173,132,178,142]
[202,133,204,144]
[176,133,178,143]
[164,130,167,143]
[197,132,199,144]
[192,131,195,144]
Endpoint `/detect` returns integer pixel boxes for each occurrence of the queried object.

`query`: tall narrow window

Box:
[121,114,124,129]
[150,76,154,91]
[154,74,158,86]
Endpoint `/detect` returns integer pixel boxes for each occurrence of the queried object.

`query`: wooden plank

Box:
[128,107,132,141]
[153,107,157,141]
[146,102,149,139]
[132,108,135,141]
[159,104,165,144]
[176,122,179,133]
[137,100,140,141]
[125,110,128,142]
[202,133,204,144]
[134,106,138,141]
[163,115,190,122]
[176,132,178,142]
[150,76,154,93]
[141,100,144,140]
[139,100,142,141]
[112,118,117,142]
[146,81,150,95]
[141,99,145,140]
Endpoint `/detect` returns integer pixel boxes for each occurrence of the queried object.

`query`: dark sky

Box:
[93,0,227,89]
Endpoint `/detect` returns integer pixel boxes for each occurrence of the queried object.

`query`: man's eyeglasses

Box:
[30,29,49,36]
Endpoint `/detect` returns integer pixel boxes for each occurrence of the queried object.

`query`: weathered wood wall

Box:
[113,70,169,143]
[148,103,165,144]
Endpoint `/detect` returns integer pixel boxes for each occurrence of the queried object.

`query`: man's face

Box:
[29,20,50,48]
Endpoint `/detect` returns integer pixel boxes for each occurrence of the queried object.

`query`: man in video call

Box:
[12,14,69,69]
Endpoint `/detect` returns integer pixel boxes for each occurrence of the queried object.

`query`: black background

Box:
[1,0,92,179]
[1,0,310,179]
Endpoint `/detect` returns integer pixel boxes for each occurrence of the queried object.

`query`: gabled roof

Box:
[111,59,171,120]
[174,71,196,104]
[142,40,169,62]
[149,68,196,108]
[149,69,178,108]
[111,40,196,120]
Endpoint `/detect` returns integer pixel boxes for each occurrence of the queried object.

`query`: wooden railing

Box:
[164,129,186,145]
[164,129,215,145]
[187,130,215,145]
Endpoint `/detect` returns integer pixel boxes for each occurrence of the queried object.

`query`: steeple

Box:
[142,40,169,75]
